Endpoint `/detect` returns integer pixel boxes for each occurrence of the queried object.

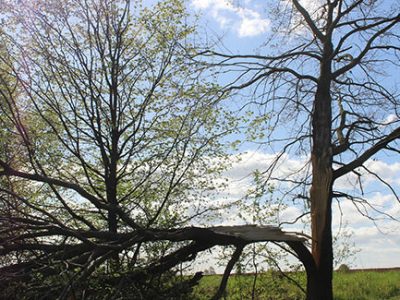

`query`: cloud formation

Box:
[214,150,400,268]
[192,0,270,37]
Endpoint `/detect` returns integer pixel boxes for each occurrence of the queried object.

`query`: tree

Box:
[201,1,400,299]
[0,0,238,297]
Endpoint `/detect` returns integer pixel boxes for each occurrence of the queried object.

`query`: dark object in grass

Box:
[337,264,351,273]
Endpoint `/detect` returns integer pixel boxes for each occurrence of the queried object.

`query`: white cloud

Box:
[279,205,304,222]
[192,0,214,10]
[220,150,400,267]
[334,159,400,193]
[363,160,400,185]
[191,0,270,37]
[383,113,398,125]
[295,0,322,13]
[223,151,307,180]
[237,9,270,37]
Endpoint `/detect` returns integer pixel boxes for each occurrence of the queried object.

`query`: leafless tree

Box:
[198,0,400,299]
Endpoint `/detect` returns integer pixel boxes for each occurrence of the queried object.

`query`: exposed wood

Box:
[210,225,306,242]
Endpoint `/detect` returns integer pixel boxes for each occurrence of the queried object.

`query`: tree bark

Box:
[286,241,317,300]
[309,39,334,299]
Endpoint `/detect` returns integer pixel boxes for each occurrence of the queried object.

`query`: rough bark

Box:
[286,241,317,300]
[309,38,334,299]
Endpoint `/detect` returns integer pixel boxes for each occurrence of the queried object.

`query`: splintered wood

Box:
[210,225,306,242]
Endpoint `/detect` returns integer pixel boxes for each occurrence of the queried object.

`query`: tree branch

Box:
[333,126,400,179]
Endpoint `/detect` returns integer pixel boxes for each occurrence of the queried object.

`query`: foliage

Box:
[337,264,350,273]
[0,0,235,297]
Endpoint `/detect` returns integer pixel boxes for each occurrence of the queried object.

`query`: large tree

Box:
[0,0,238,297]
[201,0,400,299]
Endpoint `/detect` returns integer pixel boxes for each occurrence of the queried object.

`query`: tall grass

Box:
[193,270,400,299]
[333,271,400,300]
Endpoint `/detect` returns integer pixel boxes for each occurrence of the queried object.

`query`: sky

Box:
[185,0,400,271]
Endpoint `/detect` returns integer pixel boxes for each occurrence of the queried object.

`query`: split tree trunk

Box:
[308,39,334,300]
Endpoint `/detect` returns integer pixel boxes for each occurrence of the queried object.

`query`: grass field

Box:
[193,270,400,300]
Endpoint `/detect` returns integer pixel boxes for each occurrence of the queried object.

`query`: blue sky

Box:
[185,0,400,270]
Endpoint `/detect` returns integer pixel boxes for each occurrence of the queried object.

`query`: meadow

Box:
[193,269,400,300]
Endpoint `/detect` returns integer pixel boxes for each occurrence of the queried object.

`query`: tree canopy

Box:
[0,0,238,297]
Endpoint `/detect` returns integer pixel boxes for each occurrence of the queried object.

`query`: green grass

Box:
[333,271,400,300]
[193,270,400,300]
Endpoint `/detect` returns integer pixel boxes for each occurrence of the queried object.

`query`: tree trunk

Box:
[106,153,119,269]
[106,172,118,235]
[309,40,334,300]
